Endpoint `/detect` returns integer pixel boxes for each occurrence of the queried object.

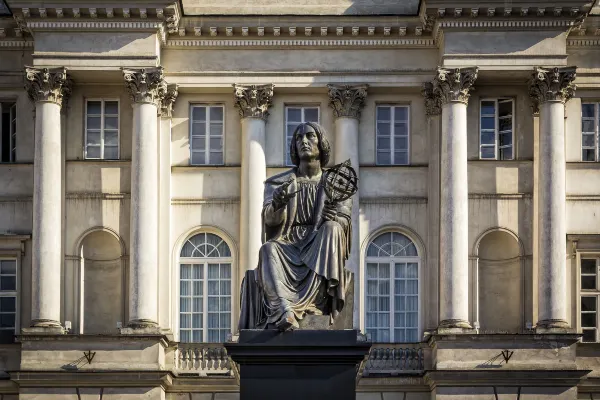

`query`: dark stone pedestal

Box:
[225,329,371,400]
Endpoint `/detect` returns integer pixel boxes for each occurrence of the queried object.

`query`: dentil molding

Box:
[233,84,274,120]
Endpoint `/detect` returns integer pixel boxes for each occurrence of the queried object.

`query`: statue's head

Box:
[289,122,331,168]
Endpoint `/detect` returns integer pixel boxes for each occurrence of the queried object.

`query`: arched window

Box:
[179,232,232,343]
[365,231,420,343]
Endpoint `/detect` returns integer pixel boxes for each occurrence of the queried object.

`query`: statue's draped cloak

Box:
[238,168,352,329]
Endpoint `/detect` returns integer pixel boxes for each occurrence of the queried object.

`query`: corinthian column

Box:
[123,67,166,331]
[432,67,478,331]
[327,84,367,282]
[529,67,577,332]
[234,84,274,275]
[24,67,71,332]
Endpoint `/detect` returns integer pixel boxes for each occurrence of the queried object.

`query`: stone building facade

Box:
[0,0,599,398]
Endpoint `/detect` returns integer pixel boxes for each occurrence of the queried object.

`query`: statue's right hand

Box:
[272,180,295,210]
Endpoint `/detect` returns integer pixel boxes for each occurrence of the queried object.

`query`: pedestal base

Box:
[225,329,371,400]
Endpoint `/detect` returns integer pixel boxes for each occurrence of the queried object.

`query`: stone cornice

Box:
[24,66,71,106]
[327,84,368,119]
[432,67,478,106]
[123,67,167,107]
[165,38,435,48]
[160,83,179,118]
[421,81,441,116]
[233,84,274,120]
[528,66,577,113]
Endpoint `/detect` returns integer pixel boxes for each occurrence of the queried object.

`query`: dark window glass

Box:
[582,259,597,275]
[582,297,597,312]
[583,329,596,342]
[582,276,597,290]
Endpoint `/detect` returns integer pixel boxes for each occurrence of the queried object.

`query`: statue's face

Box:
[295,125,320,161]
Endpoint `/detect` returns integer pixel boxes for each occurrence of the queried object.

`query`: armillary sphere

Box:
[322,159,359,203]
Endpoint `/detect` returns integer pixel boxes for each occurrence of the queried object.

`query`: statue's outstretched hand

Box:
[272,180,297,210]
[322,200,338,221]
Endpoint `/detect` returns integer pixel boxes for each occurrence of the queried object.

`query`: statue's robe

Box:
[239,167,352,329]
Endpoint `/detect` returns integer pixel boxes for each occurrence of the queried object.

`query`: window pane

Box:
[0,314,14,328]
[498,101,512,117]
[87,101,101,114]
[481,117,495,130]
[209,123,223,136]
[180,280,190,296]
[192,107,206,121]
[304,108,319,122]
[0,277,15,291]
[180,314,191,328]
[87,116,101,130]
[582,276,597,290]
[181,264,192,279]
[104,146,118,160]
[191,152,206,165]
[406,263,418,278]
[394,137,408,151]
[582,296,597,312]
[582,259,597,274]
[393,151,408,165]
[498,117,512,133]
[377,151,391,165]
[210,107,223,121]
[394,107,408,121]
[378,297,390,311]
[583,134,596,148]
[480,131,495,145]
[394,122,408,135]
[104,116,118,130]
[377,107,391,121]
[210,137,223,151]
[481,101,495,115]
[0,297,15,312]
[86,145,100,160]
[86,131,101,146]
[180,297,191,313]
[582,119,596,133]
[583,149,596,162]
[287,108,301,122]
[0,261,16,275]
[480,147,495,159]
[104,130,118,146]
[583,329,596,342]
[192,123,206,136]
[582,312,597,327]
[377,122,391,136]
[105,101,118,115]
[377,137,390,151]
[582,104,595,118]
[500,147,512,161]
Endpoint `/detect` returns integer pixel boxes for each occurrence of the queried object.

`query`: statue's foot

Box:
[276,311,299,332]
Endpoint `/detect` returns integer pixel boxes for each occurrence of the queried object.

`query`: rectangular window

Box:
[480,99,514,160]
[190,105,224,165]
[365,261,419,343]
[0,102,17,163]
[376,105,409,165]
[85,99,119,160]
[179,262,231,343]
[581,257,600,342]
[0,259,16,342]
[285,106,319,166]
[582,103,599,162]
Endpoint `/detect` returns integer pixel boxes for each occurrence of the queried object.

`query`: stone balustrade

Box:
[174,343,232,376]
[362,343,429,377]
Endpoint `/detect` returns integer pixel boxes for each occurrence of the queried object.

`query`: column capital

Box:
[160,84,179,118]
[528,66,577,114]
[421,82,442,116]
[327,84,368,119]
[122,67,167,107]
[433,67,478,106]
[233,84,274,120]
[24,66,72,107]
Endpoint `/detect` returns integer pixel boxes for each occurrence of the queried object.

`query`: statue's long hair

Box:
[289,122,331,167]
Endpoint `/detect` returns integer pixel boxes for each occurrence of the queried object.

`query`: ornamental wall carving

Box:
[123,67,167,107]
[24,66,72,107]
[528,66,577,114]
[432,67,478,106]
[327,84,368,119]
[233,84,275,120]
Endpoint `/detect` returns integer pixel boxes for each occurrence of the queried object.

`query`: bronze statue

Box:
[239,122,356,331]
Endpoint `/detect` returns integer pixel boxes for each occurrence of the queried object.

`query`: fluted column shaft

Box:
[25,67,71,329]
[123,67,167,329]
[327,84,367,280]
[529,67,577,331]
[234,84,274,275]
[431,67,478,330]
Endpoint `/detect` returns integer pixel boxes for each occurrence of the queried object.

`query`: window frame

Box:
[177,232,234,343]
[0,255,19,340]
[284,104,320,166]
[0,101,17,163]
[577,252,600,342]
[363,231,421,343]
[479,98,515,161]
[189,104,225,166]
[84,98,120,160]
[375,104,411,166]
[581,102,599,162]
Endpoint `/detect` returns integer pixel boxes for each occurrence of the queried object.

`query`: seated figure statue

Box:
[239,122,352,331]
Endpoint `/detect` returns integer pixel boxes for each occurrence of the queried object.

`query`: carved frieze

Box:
[528,66,577,113]
[421,81,441,116]
[122,67,167,107]
[233,84,274,120]
[327,84,368,119]
[161,84,179,118]
[24,66,71,107]
[432,67,478,105]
